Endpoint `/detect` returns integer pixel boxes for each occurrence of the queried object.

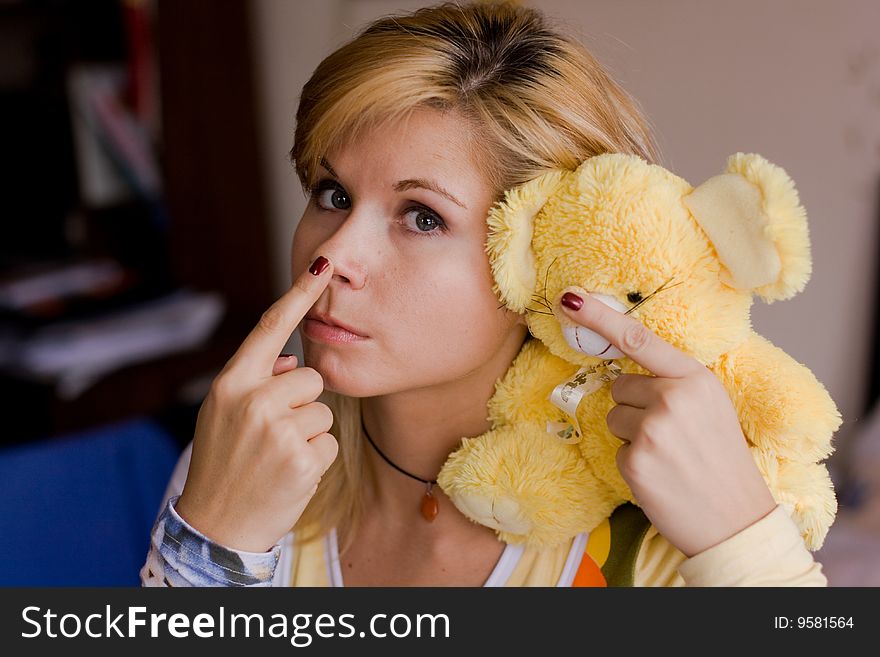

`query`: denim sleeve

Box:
[139,494,281,587]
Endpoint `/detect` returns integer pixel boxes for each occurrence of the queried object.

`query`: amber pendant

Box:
[420,483,439,522]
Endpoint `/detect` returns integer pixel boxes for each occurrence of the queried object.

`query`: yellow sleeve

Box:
[288,525,331,586]
[634,505,828,587]
[632,525,687,587]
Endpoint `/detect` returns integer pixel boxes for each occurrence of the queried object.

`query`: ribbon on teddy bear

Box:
[546,359,622,444]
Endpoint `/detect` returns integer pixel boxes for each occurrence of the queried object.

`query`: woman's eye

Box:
[311,181,350,210]
[310,178,447,238]
[320,187,350,210]
[404,207,447,236]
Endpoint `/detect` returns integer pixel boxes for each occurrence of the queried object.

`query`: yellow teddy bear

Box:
[437,152,842,551]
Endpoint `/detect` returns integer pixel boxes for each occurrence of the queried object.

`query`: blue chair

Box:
[0,417,181,586]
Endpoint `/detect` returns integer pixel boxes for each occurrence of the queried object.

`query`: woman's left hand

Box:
[559,288,777,558]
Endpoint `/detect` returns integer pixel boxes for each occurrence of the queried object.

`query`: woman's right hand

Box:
[174,256,338,553]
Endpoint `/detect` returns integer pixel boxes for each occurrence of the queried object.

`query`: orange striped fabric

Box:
[572,552,607,587]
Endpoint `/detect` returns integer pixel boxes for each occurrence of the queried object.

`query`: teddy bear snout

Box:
[559,292,627,359]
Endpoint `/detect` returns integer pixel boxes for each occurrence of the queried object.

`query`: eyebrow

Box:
[320,157,467,210]
[319,157,339,178]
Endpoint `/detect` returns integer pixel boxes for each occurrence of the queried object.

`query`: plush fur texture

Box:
[437,153,841,551]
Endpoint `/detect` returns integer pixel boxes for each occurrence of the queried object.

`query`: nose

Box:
[309,207,378,289]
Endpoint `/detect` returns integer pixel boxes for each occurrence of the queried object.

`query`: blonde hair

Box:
[289,1,659,553]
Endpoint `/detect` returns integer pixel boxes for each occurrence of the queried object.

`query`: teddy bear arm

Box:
[710,333,841,463]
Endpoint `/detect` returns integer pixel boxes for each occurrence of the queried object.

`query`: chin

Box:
[322,378,380,398]
[304,353,370,398]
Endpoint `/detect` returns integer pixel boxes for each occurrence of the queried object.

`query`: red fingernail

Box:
[561,292,584,310]
[309,256,330,276]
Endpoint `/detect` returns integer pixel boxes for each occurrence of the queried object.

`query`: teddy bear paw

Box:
[451,491,533,534]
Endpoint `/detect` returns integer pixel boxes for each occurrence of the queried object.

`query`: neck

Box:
[359,326,528,529]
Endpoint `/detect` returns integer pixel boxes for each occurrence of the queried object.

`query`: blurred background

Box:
[0,0,877,586]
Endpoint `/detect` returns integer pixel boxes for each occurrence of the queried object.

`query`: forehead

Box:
[325,108,480,179]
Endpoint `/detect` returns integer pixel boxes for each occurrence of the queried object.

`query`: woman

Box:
[141,1,827,586]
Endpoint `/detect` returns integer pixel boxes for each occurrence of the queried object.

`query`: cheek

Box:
[397,259,509,350]
[291,217,320,275]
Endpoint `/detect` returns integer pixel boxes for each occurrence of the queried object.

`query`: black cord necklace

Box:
[361,417,439,522]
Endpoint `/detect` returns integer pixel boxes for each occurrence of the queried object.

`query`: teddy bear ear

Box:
[682,153,812,303]
[486,169,567,312]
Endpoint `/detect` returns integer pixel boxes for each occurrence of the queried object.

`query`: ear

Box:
[486,170,567,312]
[682,153,812,303]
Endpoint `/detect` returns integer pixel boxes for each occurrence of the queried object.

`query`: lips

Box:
[305,312,367,337]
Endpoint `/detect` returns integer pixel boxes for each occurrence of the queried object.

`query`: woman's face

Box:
[291,107,527,397]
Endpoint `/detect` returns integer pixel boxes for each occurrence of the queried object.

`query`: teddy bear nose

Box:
[559,292,627,359]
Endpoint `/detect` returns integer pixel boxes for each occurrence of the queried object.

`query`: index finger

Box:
[558,286,702,378]
[229,256,333,376]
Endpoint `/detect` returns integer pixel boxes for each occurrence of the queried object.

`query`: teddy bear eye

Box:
[626,292,643,304]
